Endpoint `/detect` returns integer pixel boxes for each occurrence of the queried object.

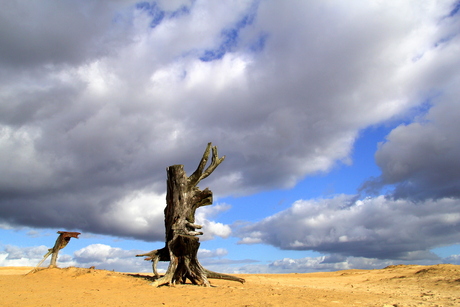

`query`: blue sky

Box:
[1,0,460,273]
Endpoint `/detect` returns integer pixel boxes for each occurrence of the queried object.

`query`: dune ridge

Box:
[1,264,459,306]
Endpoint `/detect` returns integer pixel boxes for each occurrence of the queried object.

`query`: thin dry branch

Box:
[200,145,225,182]
[188,142,225,187]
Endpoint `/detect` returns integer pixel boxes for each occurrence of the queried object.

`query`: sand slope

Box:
[1,264,459,306]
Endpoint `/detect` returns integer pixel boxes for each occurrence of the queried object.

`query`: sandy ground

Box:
[1,264,459,306]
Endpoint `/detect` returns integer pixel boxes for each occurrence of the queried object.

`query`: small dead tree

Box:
[28,231,81,274]
[137,143,244,286]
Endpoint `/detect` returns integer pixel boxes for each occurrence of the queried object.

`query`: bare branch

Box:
[200,145,225,182]
[186,222,202,229]
[188,142,212,186]
[136,248,169,278]
[188,143,225,187]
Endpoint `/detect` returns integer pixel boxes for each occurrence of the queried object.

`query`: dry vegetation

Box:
[1,264,459,306]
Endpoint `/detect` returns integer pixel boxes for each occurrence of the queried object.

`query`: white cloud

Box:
[237,195,460,260]
[96,191,167,241]
[196,203,232,240]
[0,245,76,267]
[228,253,451,274]
[0,243,239,273]
[73,244,147,272]
[443,254,460,265]
[2,245,48,260]
[198,248,228,258]
[260,255,440,274]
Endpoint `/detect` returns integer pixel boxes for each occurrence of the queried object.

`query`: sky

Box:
[1,0,460,274]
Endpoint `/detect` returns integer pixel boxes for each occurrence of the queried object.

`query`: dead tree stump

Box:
[138,143,244,287]
[27,231,80,274]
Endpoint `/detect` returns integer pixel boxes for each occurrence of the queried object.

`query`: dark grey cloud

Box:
[1,1,459,243]
[359,6,460,200]
[0,0,137,68]
[237,195,460,260]
[363,84,460,200]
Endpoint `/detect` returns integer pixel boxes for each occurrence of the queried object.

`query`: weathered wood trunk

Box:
[139,143,244,287]
[27,231,80,274]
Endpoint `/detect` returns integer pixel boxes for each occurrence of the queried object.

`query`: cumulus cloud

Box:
[0,244,76,267]
[217,253,447,274]
[2,245,48,260]
[73,243,147,272]
[0,243,241,273]
[246,255,442,274]
[237,195,460,260]
[195,203,232,240]
[198,248,228,259]
[1,0,459,246]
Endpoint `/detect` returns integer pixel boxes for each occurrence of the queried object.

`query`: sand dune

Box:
[1,264,459,306]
